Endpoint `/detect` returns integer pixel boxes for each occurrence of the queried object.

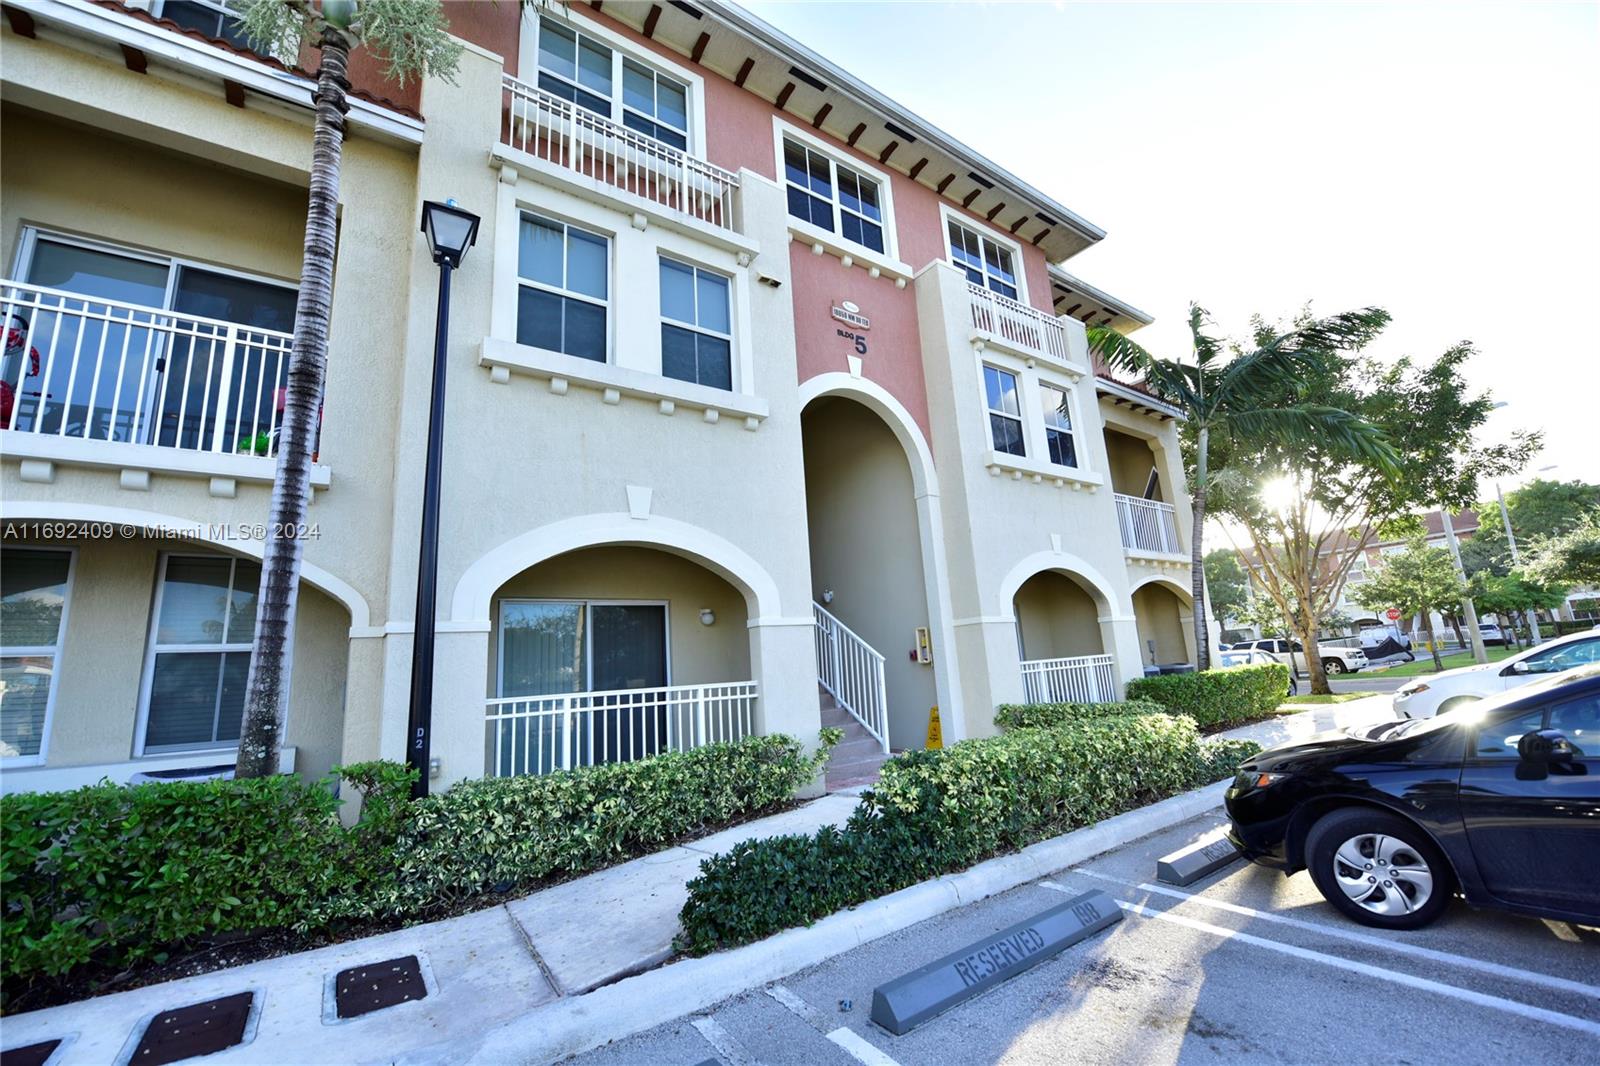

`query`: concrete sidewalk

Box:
[0,793,860,1065]
[1215,692,1399,750]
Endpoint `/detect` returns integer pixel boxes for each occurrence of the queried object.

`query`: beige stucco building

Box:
[1,0,1210,796]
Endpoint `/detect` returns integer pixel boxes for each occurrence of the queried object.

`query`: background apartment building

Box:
[1,0,1210,795]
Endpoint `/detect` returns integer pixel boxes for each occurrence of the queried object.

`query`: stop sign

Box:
[1386,608,1402,621]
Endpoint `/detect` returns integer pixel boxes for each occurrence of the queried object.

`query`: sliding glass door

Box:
[497,600,669,769]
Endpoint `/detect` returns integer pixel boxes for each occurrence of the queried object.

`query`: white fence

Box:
[2,280,294,456]
[485,681,758,777]
[813,602,890,752]
[1020,654,1118,704]
[503,75,740,230]
[1114,493,1183,555]
[967,283,1070,363]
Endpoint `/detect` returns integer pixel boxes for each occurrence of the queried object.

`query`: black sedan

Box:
[1225,662,1600,929]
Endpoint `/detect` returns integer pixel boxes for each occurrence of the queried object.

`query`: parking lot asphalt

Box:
[566,811,1600,1066]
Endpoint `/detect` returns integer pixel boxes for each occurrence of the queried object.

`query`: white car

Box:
[1393,626,1600,719]
[1238,638,1368,676]
[1218,648,1298,696]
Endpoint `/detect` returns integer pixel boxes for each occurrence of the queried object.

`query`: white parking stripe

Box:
[764,984,832,1030]
[1051,872,1600,1001]
[826,1027,904,1066]
[690,1016,758,1066]
[1111,897,1600,1037]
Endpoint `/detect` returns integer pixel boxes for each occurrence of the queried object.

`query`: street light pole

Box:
[1496,481,1542,643]
[1439,508,1488,664]
[407,200,480,798]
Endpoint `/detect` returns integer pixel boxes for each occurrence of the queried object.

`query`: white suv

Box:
[1240,638,1368,676]
[1393,627,1600,718]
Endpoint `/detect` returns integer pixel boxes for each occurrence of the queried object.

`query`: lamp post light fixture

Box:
[407,199,480,798]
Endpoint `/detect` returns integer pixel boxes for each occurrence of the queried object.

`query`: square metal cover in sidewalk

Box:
[334,955,427,1019]
[130,992,253,1066]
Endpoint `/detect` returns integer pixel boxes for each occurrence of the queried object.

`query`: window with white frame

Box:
[782,137,886,254]
[948,218,1019,300]
[534,16,690,150]
[659,257,732,390]
[983,365,1025,456]
[499,601,668,696]
[141,555,261,752]
[1038,383,1078,468]
[0,548,72,762]
[517,212,609,363]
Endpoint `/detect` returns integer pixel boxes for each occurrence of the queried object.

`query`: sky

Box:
[741,0,1600,490]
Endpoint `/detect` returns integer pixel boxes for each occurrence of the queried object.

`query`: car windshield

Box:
[1386,662,1600,739]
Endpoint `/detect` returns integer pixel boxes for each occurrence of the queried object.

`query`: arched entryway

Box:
[1012,569,1117,702]
[1131,577,1196,670]
[801,395,936,751]
[484,544,755,776]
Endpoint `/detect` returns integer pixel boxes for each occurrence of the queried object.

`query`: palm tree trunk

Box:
[1190,426,1211,671]
[236,28,350,779]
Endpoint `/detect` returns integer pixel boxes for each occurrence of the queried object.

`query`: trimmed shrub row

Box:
[674,710,1262,955]
[994,698,1168,731]
[0,733,831,1001]
[1126,663,1289,728]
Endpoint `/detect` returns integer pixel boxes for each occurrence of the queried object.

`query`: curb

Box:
[406,779,1229,1066]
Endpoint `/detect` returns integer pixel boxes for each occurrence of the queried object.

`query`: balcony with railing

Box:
[1020,653,1118,704]
[501,74,741,233]
[485,680,758,777]
[1,281,318,482]
[968,283,1073,366]
[1114,492,1184,557]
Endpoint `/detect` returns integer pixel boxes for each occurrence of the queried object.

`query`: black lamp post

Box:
[407,199,480,798]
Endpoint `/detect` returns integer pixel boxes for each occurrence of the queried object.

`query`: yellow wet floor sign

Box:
[925,705,943,749]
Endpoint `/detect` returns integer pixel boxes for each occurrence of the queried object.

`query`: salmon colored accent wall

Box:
[787,242,932,440]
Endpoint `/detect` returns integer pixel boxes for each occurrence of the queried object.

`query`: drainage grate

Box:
[334,955,427,1019]
[131,992,253,1066]
[1,1040,62,1066]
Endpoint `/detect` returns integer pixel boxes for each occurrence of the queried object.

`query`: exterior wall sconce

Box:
[699,608,716,626]
[821,588,835,604]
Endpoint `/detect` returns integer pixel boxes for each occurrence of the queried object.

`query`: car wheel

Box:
[1323,658,1345,675]
[1305,808,1453,929]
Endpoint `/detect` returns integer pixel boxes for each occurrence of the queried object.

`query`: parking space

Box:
[570,813,1600,1066]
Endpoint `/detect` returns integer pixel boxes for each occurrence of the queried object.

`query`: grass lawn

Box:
[1280,691,1384,706]
[1373,646,1515,678]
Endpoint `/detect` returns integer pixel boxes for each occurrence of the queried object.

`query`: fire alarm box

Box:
[914,627,933,664]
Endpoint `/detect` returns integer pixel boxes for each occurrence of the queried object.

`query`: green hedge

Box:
[1,734,830,1002]
[1125,663,1288,728]
[994,698,1167,731]
[676,712,1260,955]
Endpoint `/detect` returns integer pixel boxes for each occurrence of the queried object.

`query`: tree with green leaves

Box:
[1525,514,1600,590]
[1089,304,1396,671]
[1350,534,1466,672]
[1209,328,1538,694]
[231,1,462,779]
[1471,571,1568,647]
[1463,478,1600,578]
[1202,548,1249,625]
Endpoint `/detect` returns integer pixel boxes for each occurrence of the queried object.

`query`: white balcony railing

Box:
[814,602,889,752]
[503,75,740,231]
[1020,653,1118,704]
[968,283,1070,363]
[1115,492,1183,555]
[2,281,294,458]
[485,680,758,777]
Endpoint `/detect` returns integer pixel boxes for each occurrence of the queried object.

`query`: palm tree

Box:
[1087,305,1396,671]
[231,0,461,778]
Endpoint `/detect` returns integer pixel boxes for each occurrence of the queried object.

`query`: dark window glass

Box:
[1474,708,1546,758]
[661,325,732,390]
[990,413,1026,456]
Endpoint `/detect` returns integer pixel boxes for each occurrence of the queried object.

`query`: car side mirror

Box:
[1517,729,1574,766]
[1506,660,1531,676]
